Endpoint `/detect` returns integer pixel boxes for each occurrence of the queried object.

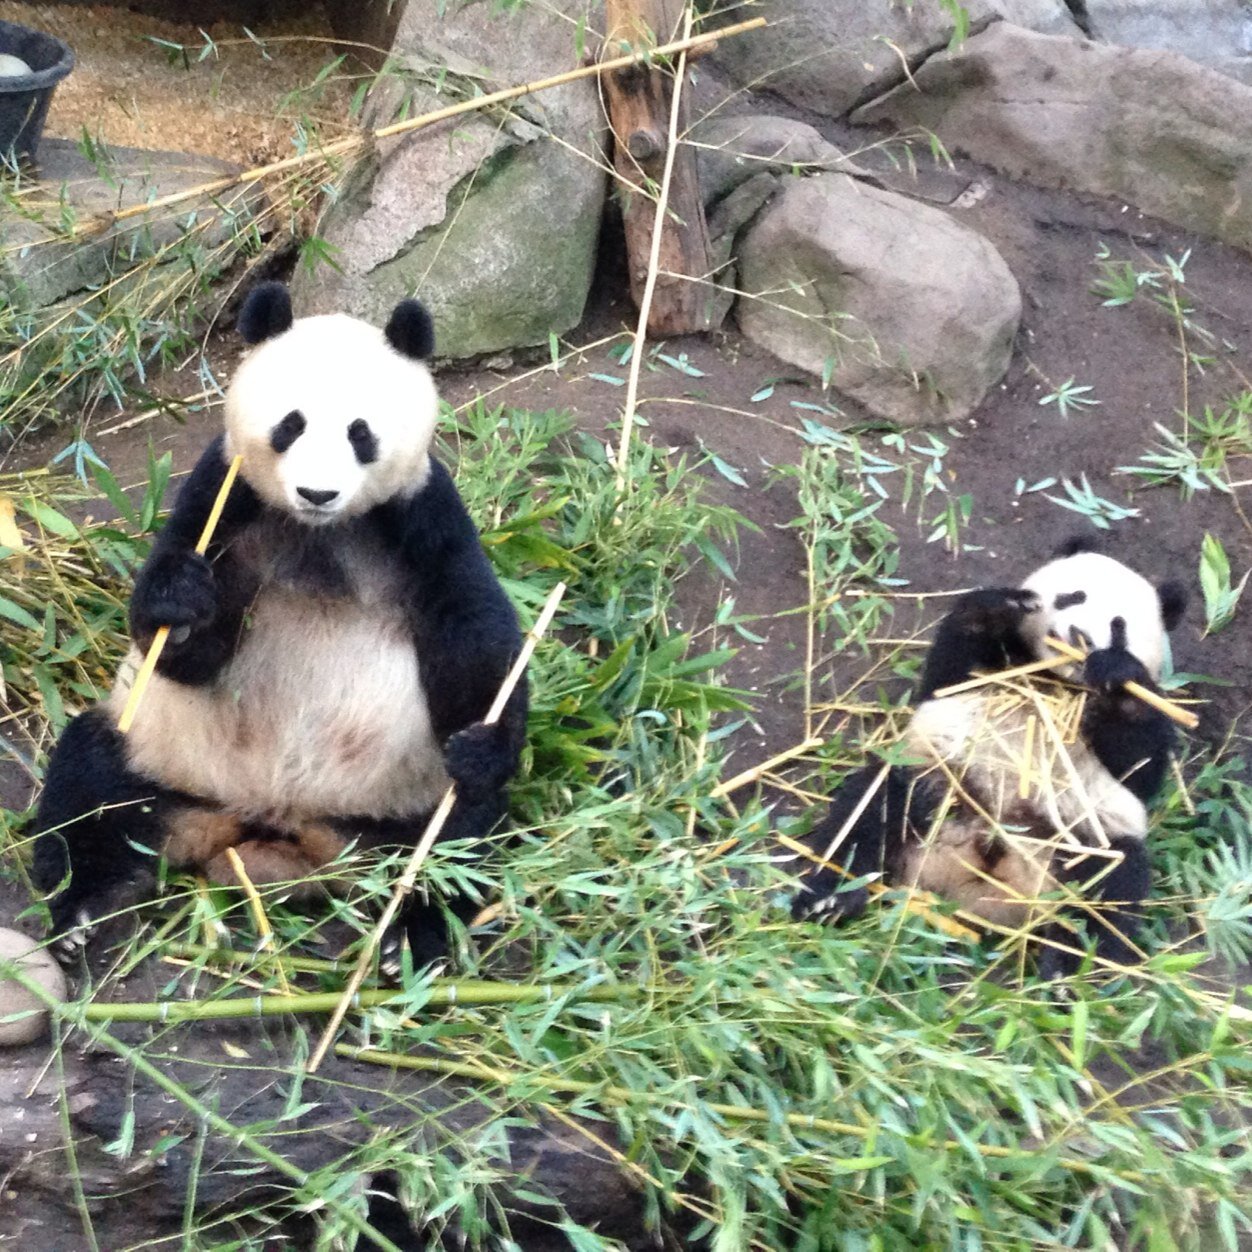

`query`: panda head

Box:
[1019,535,1188,682]
[224,282,438,524]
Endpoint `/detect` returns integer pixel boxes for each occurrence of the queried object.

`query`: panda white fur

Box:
[792,537,1188,975]
[34,283,526,965]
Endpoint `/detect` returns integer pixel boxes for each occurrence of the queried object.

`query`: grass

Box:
[2,399,1252,1250]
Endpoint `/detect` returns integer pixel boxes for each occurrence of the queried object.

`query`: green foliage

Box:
[2,404,1252,1249]
[1198,532,1248,637]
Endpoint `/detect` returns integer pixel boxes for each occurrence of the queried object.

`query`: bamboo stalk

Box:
[78,978,629,1023]
[165,940,345,974]
[1044,635,1199,729]
[614,5,696,491]
[116,455,243,734]
[307,581,567,1072]
[76,18,767,240]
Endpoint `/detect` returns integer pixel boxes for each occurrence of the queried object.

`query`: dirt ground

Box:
[8,127,1252,824]
[0,1,354,164]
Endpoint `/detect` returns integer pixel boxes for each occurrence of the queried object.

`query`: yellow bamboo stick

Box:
[1044,634,1198,730]
[117,454,243,733]
[307,580,567,1073]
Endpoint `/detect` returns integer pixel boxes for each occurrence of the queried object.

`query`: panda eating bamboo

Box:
[33,283,527,966]
[791,538,1189,976]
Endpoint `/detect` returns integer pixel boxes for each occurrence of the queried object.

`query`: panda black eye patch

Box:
[270,410,306,453]
[1054,591,1087,610]
[348,419,379,465]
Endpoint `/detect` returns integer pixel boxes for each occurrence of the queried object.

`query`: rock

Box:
[1083,1,1252,85]
[291,0,606,361]
[0,139,256,311]
[708,0,1081,119]
[691,113,865,205]
[692,114,871,327]
[854,24,1252,255]
[0,928,65,1047]
[735,173,1021,425]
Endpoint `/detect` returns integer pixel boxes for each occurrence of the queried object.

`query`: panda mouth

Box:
[294,503,344,525]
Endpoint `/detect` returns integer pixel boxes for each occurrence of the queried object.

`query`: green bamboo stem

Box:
[81,980,632,1023]
[338,1046,1149,1187]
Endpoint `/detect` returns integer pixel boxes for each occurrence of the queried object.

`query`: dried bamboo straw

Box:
[116,455,243,733]
[307,580,567,1072]
[224,846,293,996]
[1044,634,1198,729]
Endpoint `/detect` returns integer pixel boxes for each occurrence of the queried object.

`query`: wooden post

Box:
[602,0,717,335]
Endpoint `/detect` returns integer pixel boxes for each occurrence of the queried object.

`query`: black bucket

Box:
[0,20,74,165]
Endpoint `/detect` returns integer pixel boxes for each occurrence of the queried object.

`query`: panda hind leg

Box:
[791,766,924,924]
[1037,834,1151,980]
[32,707,172,951]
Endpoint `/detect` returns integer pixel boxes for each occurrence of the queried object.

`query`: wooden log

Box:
[602,0,718,334]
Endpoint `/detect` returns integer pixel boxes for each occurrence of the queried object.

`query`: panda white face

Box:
[225,291,439,525]
[1020,549,1183,681]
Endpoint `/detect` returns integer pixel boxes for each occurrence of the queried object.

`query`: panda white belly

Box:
[110,586,450,820]
[898,690,1147,925]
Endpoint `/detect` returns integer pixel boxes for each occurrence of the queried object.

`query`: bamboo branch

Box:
[75,18,766,240]
[614,4,695,491]
[1043,635,1199,730]
[307,581,567,1072]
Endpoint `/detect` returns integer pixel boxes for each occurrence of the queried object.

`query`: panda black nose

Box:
[297,487,339,506]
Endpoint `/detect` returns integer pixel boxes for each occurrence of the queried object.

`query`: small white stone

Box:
[0,54,32,78]
[0,927,67,1047]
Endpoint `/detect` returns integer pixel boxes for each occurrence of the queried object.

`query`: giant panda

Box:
[33,282,527,966]
[791,537,1188,976]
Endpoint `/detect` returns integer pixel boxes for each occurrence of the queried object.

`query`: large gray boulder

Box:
[855,24,1252,254]
[292,1,606,360]
[709,0,1081,119]
[1084,1,1252,85]
[735,173,1021,426]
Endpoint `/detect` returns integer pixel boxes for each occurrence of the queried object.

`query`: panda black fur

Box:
[33,283,526,966]
[791,536,1188,975]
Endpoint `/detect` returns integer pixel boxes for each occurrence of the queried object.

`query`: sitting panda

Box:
[791,538,1188,975]
[33,282,527,966]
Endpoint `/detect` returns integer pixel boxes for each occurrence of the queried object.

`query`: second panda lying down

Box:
[791,538,1189,976]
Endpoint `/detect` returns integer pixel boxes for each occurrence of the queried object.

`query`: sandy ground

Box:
[0,1,354,164]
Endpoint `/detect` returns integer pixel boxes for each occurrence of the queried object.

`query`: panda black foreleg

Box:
[791,765,922,923]
[918,588,1046,699]
[32,708,170,944]
[1038,834,1152,980]
[1082,623,1175,805]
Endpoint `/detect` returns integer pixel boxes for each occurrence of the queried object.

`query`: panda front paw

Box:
[1084,638,1151,696]
[791,872,869,926]
[443,721,512,795]
[131,551,219,640]
[951,588,1043,642]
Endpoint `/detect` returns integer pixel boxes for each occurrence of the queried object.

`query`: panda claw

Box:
[51,909,93,962]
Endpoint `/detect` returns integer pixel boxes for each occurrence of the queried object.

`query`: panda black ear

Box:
[1158,580,1188,632]
[238,282,294,345]
[384,299,435,361]
[1054,532,1103,558]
